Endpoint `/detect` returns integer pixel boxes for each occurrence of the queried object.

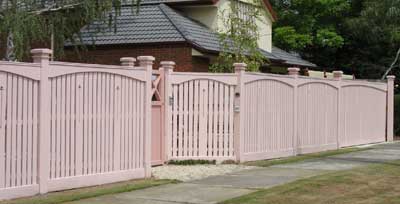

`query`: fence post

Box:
[386,75,396,142]
[234,63,246,162]
[138,56,155,177]
[31,48,52,194]
[288,67,299,155]
[161,61,175,162]
[333,71,343,148]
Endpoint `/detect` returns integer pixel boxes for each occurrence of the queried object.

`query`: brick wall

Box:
[63,43,194,72]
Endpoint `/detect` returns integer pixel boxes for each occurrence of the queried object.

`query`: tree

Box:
[270,0,349,68]
[210,0,266,73]
[0,0,140,61]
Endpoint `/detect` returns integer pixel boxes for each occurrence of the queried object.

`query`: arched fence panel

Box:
[339,82,387,147]
[0,67,40,199]
[241,74,295,161]
[166,73,237,161]
[297,80,339,154]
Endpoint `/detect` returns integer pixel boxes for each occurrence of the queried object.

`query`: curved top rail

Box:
[243,72,296,87]
[49,63,147,82]
[0,62,40,80]
[170,72,237,85]
[341,83,387,92]
[245,72,294,80]
[50,61,144,70]
[297,78,339,89]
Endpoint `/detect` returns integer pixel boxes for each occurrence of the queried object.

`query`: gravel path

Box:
[152,164,258,182]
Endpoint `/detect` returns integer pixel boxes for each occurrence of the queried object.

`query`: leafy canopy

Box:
[210,0,267,72]
[0,0,140,60]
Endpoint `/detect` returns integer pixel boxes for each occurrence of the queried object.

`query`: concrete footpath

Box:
[67,142,400,204]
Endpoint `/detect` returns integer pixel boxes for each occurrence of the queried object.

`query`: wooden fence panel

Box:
[0,62,41,200]
[339,80,387,147]
[240,73,296,162]
[168,73,237,161]
[297,78,339,154]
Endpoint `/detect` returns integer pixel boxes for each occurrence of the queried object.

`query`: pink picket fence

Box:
[0,50,396,201]
[0,50,153,200]
[160,63,395,162]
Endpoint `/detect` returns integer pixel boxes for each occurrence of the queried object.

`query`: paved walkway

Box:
[67,142,400,204]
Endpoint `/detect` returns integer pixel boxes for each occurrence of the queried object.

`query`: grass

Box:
[222,160,400,204]
[1,179,177,204]
[168,159,217,165]
[244,147,370,167]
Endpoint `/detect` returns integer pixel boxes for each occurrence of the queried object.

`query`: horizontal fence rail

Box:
[0,50,153,201]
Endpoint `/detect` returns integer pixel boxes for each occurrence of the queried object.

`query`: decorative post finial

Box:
[288,67,300,77]
[31,49,52,64]
[138,56,155,70]
[333,71,343,80]
[234,63,247,73]
[120,57,136,67]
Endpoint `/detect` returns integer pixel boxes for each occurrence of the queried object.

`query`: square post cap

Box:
[161,61,175,70]
[387,75,396,80]
[120,57,136,67]
[234,63,247,72]
[288,67,300,76]
[138,56,155,66]
[31,49,52,62]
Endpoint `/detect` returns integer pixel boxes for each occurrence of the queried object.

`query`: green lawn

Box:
[1,179,177,204]
[222,160,400,204]
[244,147,370,167]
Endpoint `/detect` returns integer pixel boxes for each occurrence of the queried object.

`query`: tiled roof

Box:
[74,3,316,67]
[272,46,317,67]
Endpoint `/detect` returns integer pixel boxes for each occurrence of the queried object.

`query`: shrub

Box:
[167,160,216,165]
[395,95,400,136]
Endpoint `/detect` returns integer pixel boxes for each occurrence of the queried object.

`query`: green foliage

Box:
[0,0,140,60]
[271,0,400,79]
[274,26,312,50]
[210,0,266,73]
[168,160,217,165]
[395,95,400,136]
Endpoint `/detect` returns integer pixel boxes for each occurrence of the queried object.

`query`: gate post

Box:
[234,63,246,162]
[161,61,175,162]
[31,48,52,194]
[138,56,155,177]
[288,67,299,156]
[386,75,396,142]
[333,71,343,148]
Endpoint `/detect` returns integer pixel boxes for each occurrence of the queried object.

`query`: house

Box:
[63,0,316,72]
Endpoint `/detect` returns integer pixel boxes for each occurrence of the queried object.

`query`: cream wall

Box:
[180,0,273,52]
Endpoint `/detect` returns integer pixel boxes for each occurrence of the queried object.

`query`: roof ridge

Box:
[158,3,205,50]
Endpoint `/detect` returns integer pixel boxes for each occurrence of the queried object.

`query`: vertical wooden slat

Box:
[0,73,6,188]
[199,80,207,157]
[178,84,184,157]
[60,76,66,178]
[5,75,12,187]
[21,78,28,185]
[127,79,133,170]
[229,86,234,156]
[15,77,22,187]
[139,83,144,168]
[188,81,193,157]
[55,77,62,178]
[65,75,71,177]
[183,82,188,156]
[109,75,115,171]
[213,82,218,157]
[207,81,214,157]
[11,76,17,187]
[135,81,140,168]
[223,86,229,157]
[101,73,106,172]
[104,74,110,172]
[172,85,178,157]
[32,82,38,185]
[113,75,121,170]
[26,81,33,184]
[82,73,88,175]
[218,83,224,157]
[70,75,76,176]
[87,73,93,174]
[75,74,84,175]
[94,74,100,173]
[50,79,56,179]
[193,81,199,156]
